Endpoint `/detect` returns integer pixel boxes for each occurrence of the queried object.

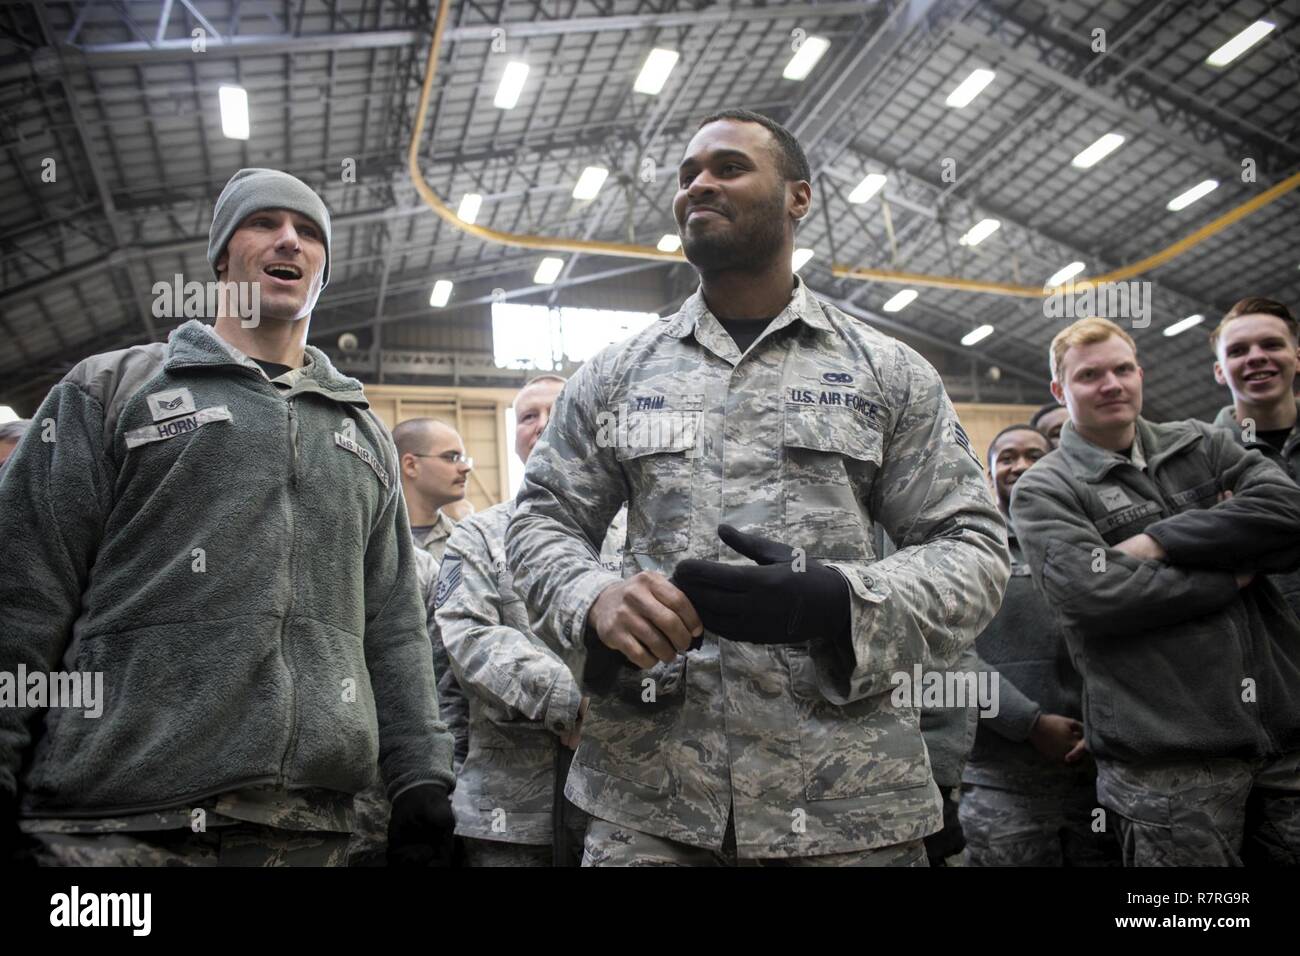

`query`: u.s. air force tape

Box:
[434,554,463,609]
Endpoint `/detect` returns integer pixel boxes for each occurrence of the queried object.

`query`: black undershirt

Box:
[1256,427,1292,453]
[254,358,293,381]
[716,316,776,354]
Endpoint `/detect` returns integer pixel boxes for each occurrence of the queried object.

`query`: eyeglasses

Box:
[412,452,474,468]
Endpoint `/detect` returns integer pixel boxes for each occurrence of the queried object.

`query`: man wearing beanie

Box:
[0,168,456,866]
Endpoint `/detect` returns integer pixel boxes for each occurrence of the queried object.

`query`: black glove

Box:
[923,788,966,865]
[581,631,634,695]
[386,783,455,867]
[671,524,852,645]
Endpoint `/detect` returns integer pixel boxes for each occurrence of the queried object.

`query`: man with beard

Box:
[0,169,454,866]
[505,109,1009,865]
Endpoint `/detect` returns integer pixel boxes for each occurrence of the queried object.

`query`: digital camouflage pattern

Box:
[23,785,355,866]
[506,279,1010,859]
[1096,751,1300,866]
[28,823,351,866]
[413,546,469,773]
[436,502,623,846]
[415,510,456,562]
[959,782,1119,867]
[580,818,928,867]
[20,785,355,834]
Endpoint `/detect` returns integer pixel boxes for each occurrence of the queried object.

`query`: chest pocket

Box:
[613,395,703,554]
[781,402,880,559]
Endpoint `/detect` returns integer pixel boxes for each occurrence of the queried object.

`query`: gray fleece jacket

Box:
[1213,402,1300,619]
[963,533,1095,793]
[0,320,454,817]
[1010,417,1300,763]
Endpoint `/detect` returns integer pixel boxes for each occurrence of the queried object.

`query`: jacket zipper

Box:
[278,398,300,782]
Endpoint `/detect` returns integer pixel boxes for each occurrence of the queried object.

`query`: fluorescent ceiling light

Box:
[792,248,815,271]
[882,289,918,312]
[657,234,681,253]
[1163,314,1205,337]
[456,193,482,224]
[958,218,1001,246]
[1206,20,1275,67]
[534,257,565,285]
[494,62,529,109]
[1071,132,1125,169]
[1045,261,1086,288]
[429,280,453,308]
[961,324,994,346]
[1166,179,1219,211]
[634,48,680,95]
[572,166,609,201]
[848,173,887,203]
[218,85,249,140]
[783,36,829,80]
[945,68,996,108]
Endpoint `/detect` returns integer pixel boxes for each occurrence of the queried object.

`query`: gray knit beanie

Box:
[208,168,332,287]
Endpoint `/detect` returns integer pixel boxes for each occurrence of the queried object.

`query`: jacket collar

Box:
[163,320,369,406]
[1214,401,1300,456]
[661,276,835,351]
[1058,416,1200,483]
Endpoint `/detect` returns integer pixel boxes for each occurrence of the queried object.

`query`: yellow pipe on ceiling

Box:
[408,1,1300,299]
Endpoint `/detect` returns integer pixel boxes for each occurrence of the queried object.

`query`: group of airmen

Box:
[1,109,1297,867]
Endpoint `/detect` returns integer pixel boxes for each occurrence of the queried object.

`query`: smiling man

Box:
[506,109,1008,866]
[0,168,455,867]
[1210,298,1300,618]
[1010,316,1300,866]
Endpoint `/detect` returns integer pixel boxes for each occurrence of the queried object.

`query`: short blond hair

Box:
[1050,317,1137,383]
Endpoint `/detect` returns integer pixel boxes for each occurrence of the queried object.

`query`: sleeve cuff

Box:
[543,666,584,736]
[989,700,1041,742]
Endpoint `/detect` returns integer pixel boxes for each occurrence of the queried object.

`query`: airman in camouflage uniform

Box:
[505,111,1009,865]
[437,375,626,866]
[437,503,627,866]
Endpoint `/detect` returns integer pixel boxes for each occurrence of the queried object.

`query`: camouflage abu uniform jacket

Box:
[436,502,625,844]
[505,280,1009,858]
